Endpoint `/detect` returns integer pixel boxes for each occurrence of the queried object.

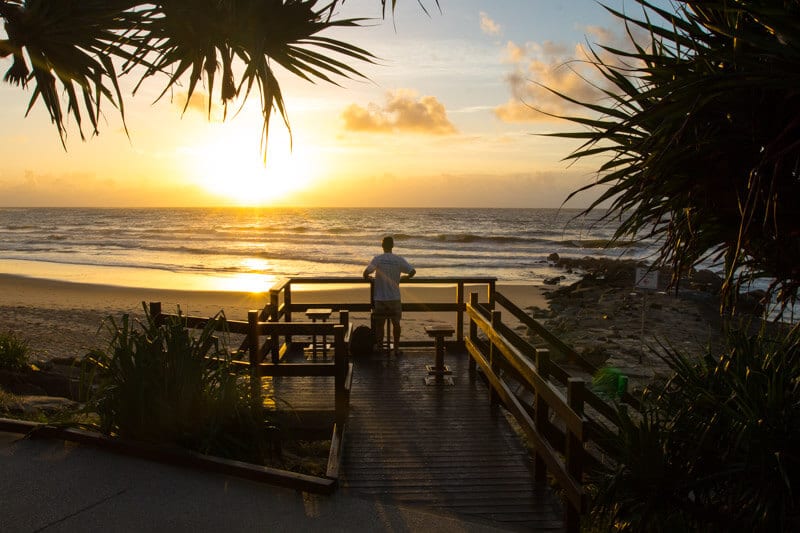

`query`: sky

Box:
[0,0,674,208]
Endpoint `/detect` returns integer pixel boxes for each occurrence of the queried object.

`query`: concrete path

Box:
[0,431,513,532]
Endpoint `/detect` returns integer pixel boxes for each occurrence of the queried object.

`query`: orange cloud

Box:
[281,169,602,208]
[495,22,647,124]
[0,169,222,207]
[342,90,457,135]
[480,12,501,36]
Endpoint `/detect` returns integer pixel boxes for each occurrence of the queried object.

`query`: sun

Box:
[192,123,315,206]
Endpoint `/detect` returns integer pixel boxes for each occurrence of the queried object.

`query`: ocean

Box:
[0,207,652,292]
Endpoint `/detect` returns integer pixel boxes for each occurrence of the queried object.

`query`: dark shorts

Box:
[374,300,402,322]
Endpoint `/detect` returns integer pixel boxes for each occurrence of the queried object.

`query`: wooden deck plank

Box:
[263,342,564,530]
[340,347,565,531]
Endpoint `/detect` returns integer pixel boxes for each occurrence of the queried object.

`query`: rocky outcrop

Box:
[2,394,78,417]
[1,359,83,417]
[539,257,727,389]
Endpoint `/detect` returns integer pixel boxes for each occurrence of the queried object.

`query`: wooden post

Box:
[248,310,262,407]
[149,302,162,325]
[269,290,280,361]
[456,282,465,343]
[368,278,375,308]
[489,310,501,406]
[565,378,586,533]
[534,349,551,483]
[334,325,347,427]
[284,282,293,345]
[468,292,478,376]
[488,279,496,309]
[269,290,279,321]
[284,282,292,322]
[339,310,350,354]
[433,335,446,383]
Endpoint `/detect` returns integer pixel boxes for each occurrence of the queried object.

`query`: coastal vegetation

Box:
[549,0,800,314]
[0,330,30,371]
[545,1,800,529]
[590,325,800,532]
[80,306,279,465]
[0,332,31,415]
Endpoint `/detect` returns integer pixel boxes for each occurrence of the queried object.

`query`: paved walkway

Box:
[1,431,511,532]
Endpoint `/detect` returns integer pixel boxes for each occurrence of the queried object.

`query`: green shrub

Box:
[81,304,275,463]
[589,324,800,532]
[0,331,30,371]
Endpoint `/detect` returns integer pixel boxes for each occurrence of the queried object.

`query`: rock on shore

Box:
[537,257,728,389]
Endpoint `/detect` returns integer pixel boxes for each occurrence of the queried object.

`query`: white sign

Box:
[635,268,659,290]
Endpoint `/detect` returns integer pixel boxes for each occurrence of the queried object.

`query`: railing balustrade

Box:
[148,301,354,484]
[467,291,589,533]
[267,276,497,346]
[147,275,637,526]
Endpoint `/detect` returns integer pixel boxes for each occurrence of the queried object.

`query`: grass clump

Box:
[589,324,800,532]
[0,388,19,413]
[0,331,30,371]
[81,304,276,464]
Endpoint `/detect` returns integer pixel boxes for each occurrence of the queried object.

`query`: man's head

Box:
[382,236,394,252]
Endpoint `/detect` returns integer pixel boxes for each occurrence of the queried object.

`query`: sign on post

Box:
[633,267,659,364]
[634,267,658,290]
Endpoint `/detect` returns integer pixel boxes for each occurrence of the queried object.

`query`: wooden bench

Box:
[424,326,455,385]
[305,308,333,359]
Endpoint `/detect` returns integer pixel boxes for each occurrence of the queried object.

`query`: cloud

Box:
[0,170,221,207]
[480,12,501,36]
[341,90,457,135]
[494,21,648,124]
[494,39,603,123]
[504,42,526,63]
[280,169,604,209]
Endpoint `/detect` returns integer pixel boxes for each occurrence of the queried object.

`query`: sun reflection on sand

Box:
[211,272,277,293]
[207,258,277,293]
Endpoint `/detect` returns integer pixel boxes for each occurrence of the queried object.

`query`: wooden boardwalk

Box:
[339,347,565,531]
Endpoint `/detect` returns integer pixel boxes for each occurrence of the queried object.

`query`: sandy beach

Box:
[538,258,728,389]
[0,264,730,395]
[0,274,549,362]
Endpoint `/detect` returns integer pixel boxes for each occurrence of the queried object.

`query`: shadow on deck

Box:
[339,346,565,531]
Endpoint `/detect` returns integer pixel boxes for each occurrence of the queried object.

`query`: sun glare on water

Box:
[193,125,314,206]
[206,259,278,293]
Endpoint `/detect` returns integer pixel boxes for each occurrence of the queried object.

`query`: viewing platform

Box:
[0,276,637,533]
[161,275,638,532]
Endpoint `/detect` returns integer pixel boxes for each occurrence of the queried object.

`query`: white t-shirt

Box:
[364,253,415,301]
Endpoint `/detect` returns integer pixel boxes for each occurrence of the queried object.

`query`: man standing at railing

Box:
[363,236,416,355]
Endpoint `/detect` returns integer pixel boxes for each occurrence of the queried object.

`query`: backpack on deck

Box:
[349,325,374,357]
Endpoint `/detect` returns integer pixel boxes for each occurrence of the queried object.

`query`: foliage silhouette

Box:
[0,1,438,152]
[545,0,800,313]
[590,324,800,531]
[81,304,275,464]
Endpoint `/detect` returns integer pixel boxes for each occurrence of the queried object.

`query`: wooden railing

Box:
[494,291,642,412]
[267,276,497,345]
[465,292,585,532]
[149,273,638,518]
[466,290,642,533]
[148,301,353,485]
